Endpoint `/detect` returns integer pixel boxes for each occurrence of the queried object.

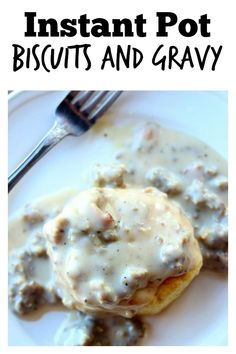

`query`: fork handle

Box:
[8,122,69,193]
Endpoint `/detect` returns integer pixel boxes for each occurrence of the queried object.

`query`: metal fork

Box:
[8,91,122,192]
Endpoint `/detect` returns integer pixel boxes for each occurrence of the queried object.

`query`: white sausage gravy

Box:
[44,187,200,317]
[8,120,227,345]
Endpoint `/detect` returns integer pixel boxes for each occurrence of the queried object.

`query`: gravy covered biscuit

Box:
[44,187,202,317]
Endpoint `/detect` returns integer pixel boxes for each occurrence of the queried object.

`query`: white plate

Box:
[8,91,228,346]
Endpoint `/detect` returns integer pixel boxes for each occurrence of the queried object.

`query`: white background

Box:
[0,0,235,353]
[0,0,233,89]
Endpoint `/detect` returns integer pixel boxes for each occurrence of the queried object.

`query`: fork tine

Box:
[80,91,108,115]
[72,91,94,107]
[57,91,79,108]
[88,91,122,122]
